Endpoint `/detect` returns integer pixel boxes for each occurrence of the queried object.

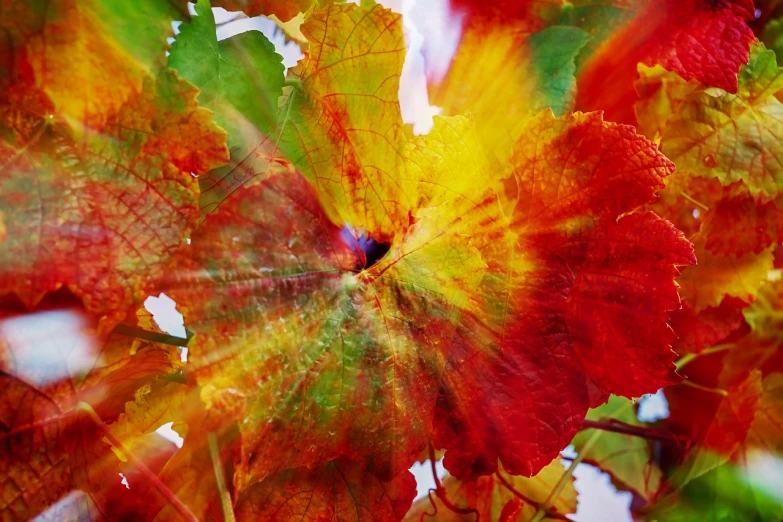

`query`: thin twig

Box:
[581,419,680,443]
[208,432,236,522]
[77,402,199,522]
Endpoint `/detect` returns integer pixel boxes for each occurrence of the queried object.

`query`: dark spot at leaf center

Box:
[340,227,391,271]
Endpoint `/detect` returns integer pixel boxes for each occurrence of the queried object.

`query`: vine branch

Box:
[423,444,480,521]
[581,419,681,444]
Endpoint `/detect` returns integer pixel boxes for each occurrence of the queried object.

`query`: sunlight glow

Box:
[0,309,97,386]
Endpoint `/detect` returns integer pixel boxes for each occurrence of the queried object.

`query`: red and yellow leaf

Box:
[433,110,693,478]
[0,70,228,325]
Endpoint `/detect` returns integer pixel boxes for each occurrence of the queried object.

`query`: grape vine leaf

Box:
[0,68,228,325]
[0,0,185,128]
[700,189,783,256]
[677,236,774,312]
[634,64,701,142]
[660,43,783,202]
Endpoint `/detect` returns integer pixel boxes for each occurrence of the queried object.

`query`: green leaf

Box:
[528,26,591,117]
[642,460,783,522]
[168,0,285,145]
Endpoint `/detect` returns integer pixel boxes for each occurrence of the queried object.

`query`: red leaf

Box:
[564,212,694,398]
[669,298,746,355]
[577,0,756,123]
[434,111,693,478]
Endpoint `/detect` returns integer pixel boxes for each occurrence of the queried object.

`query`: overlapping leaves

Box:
[3,0,778,520]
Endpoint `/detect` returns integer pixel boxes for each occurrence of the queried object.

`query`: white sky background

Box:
[146,2,677,519]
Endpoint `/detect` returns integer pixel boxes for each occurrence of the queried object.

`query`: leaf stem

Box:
[675,343,735,370]
[112,324,191,346]
[77,402,199,522]
[208,431,236,522]
[427,445,480,521]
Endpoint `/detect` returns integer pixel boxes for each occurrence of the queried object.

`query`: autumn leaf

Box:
[744,372,783,455]
[660,43,783,202]
[634,63,701,142]
[575,0,756,123]
[677,236,774,312]
[745,277,783,341]
[700,188,783,256]
[161,4,692,496]
[0,0,186,127]
[0,68,228,324]
[234,458,416,521]
[404,461,577,522]
[0,295,180,520]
